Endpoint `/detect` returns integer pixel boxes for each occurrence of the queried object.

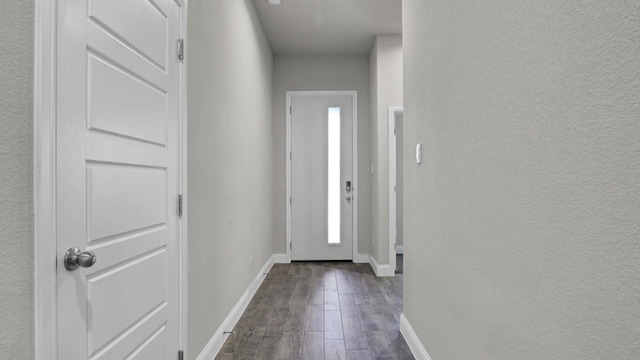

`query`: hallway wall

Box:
[0,1,34,358]
[187,0,275,358]
[272,55,372,257]
[403,1,640,359]
[369,35,403,266]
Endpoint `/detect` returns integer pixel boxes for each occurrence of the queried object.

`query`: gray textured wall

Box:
[403,1,640,359]
[0,1,35,359]
[187,0,275,358]
[272,54,372,256]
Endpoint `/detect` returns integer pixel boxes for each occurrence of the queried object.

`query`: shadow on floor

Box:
[395,254,403,274]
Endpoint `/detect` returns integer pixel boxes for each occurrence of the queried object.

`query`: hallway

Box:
[2,1,638,359]
[215,262,413,360]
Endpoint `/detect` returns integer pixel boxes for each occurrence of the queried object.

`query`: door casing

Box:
[388,106,403,274]
[34,0,189,358]
[285,91,358,262]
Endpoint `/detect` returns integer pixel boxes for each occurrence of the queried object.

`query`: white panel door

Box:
[291,95,353,260]
[56,0,182,359]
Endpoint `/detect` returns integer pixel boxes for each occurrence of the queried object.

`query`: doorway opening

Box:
[388,107,404,274]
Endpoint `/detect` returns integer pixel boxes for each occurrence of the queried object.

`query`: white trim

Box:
[400,314,433,360]
[352,93,359,263]
[285,91,359,262]
[388,106,403,275]
[369,255,395,277]
[34,0,57,358]
[273,253,289,264]
[195,255,276,360]
[396,245,404,254]
[285,93,291,262]
[353,253,370,263]
[34,3,189,358]
[178,1,189,358]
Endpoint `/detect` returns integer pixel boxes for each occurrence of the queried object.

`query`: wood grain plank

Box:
[305,304,323,331]
[324,272,338,290]
[324,290,340,311]
[234,326,266,360]
[277,332,303,359]
[324,310,344,340]
[339,294,358,318]
[346,350,372,360]
[343,316,368,350]
[308,286,324,305]
[255,336,282,358]
[301,332,323,360]
[325,339,347,360]
[337,278,353,295]
[266,307,289,337]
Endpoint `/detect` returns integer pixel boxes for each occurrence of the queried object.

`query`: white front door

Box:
[56,0,182,359]
[290,94,354,261]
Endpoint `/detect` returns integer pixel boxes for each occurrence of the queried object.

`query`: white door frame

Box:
[388,107,403,273]
[285,91,359,262]
[34,0,189,358]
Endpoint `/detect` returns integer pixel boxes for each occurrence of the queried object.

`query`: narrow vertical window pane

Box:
[328,107,341,244]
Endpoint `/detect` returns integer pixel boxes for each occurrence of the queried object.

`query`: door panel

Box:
[86,20,168,91]
[87,249,167,354]
[126,326,168,360]
[87,165,166,242]
[291,95,354,261]
[89,0,169,69]
[88,55,168,145]
[56,0,182,359]
[88,313,167,360]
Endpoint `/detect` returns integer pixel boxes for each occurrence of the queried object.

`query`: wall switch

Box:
[416,144,422,164]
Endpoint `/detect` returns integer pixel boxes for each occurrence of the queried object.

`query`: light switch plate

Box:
[416,144,422,164]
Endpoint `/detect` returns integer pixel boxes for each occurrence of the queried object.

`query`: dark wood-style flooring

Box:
[215,261,414,360]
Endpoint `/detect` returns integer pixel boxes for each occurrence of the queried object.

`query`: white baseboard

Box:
[369,255,395,277]
[400,313,433,360]
[273,253,289,264]
[396,245,404,254]
[353,253,370,263]
[195,254,276,360]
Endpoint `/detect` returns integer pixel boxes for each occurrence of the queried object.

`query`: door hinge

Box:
[177,39,184,61]
[290,106,292,114]
[178,350,184,360]
[290,242,292,250]
[289,151,292,160]
[289,196,292,205]
[178,195,183,217]
[394,185,397,193]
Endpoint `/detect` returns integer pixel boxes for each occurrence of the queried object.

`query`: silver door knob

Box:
[346,196,352,201]
[64,248,97,271]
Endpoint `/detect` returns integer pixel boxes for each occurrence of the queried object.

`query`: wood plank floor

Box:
[215,262,414,360]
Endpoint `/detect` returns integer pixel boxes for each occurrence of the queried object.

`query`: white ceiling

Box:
[253,0,402,55]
